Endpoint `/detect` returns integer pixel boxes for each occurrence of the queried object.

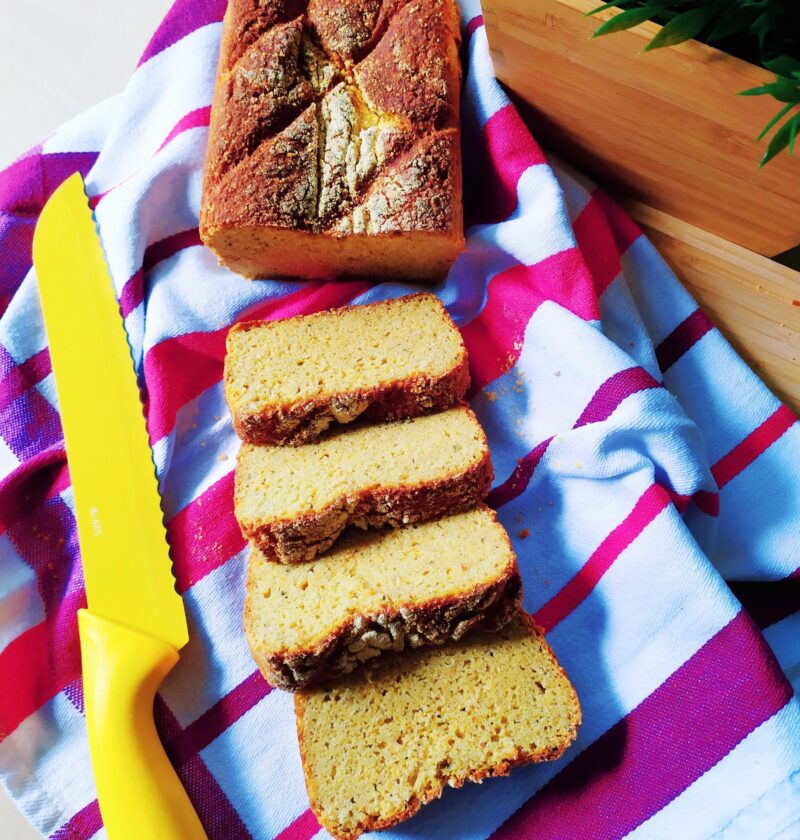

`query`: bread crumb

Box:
[792,300,800,307]
[518,528,530,539]
[485,391,497,402]
[219,453,229,461]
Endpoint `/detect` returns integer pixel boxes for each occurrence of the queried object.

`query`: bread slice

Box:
[295,612,581,840]
[224,294,469,445]
[244,506,521,690]
[234,405,492,563]
[199,0,464,282]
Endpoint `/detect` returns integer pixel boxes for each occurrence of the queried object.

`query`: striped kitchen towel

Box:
[1,0,799,838]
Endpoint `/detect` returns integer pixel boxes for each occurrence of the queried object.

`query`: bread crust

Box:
[225,293,471,445]
[199,0,465,282]
[294,612,582,840]
[246,562,522,690]
[236,444,492,562]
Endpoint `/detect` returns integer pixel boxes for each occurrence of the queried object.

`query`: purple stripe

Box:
[49,799,102,840]
[0,387,63,462]
[119,228,202,317]
[0,347,52,413]
[730,579,800,630]
[0,151,99,314]
[573,366,661,428]
[168,670,272,766]
[155,697,254,840]
[138,0,227,66]
[491,610,793,839]
[655,309,714,373]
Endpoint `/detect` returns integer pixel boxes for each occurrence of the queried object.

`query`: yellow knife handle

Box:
[78,610,208,839]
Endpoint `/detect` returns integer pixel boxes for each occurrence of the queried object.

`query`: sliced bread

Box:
[295,612,581,840]
[224,294,469,445]
[234,405,492,563]
[244,506,521,690]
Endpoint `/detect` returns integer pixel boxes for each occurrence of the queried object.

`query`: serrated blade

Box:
[33,173,188,650]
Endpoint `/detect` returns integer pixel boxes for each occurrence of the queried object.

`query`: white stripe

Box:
[158,549,254,726]
[764,612,800,691]
[463,27,509,128]
[0,534,45,651]
[0,436,19,481]
[41,94,121,156]
[0,269,46,364]
[82,23,221,195]
[201,689,310,838]
[34,371,58,411]
[159,381,239,518]
[0,692,97,836]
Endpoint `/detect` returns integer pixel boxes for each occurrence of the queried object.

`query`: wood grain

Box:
[483,0,800,257]
[623,200,800,412]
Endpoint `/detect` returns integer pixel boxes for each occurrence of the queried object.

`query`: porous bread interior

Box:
[296,614,581,839]
[246,507,515,652]
[226,293,464,411]
[203,224,462,282]
[235,406,486,523]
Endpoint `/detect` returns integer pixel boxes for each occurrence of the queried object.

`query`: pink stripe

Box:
[89,106,213,210]
[572,195,624,298]
[666,487,720,517]
[465,14,484,39]
[144,281,370,443]
[119,228,202,318]
[461,249,597,395]
[138,0,227,66]
[491,611,793,840]
[157,106,212,152]
[168,670,272,766]
[487,367,662,509]
[168,472,243,592]
[593,190,642,258]
[486,438,552,509]
[655,309,714,373]
[573,367,660,428]
[711,404,796,489]
[533,484,669,633]
[467,104,547,226]
[49,799,101,840]
[274,809,322,840]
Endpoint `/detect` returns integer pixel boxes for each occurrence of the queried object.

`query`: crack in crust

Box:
[201,0,462,243]
[238,446,493,564]
[248,566,523,691]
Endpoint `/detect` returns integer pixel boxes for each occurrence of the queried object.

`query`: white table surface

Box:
[0,1,171,833]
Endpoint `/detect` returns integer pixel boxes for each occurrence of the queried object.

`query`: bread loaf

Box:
[295,612,581,840]
[244,506,521,689]
[224,293,469,445]
[234,405,492,562]
[200,0,464,281]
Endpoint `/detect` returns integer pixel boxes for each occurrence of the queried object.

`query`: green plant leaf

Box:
[586,2,635,18]
[757,102,795,140]
[591,6,661,37]
[740,79,800,103]
[760,112,800,167]
[642,7,718,51]
[763,56,800,80]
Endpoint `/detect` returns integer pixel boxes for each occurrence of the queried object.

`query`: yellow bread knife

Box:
[33,173,207,840]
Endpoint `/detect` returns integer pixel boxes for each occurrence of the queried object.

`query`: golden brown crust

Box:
[294,612,582,840]
[236,440,492,563]
[200,0,464,281]
[224,294,470,445]
[246,563,522,690]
